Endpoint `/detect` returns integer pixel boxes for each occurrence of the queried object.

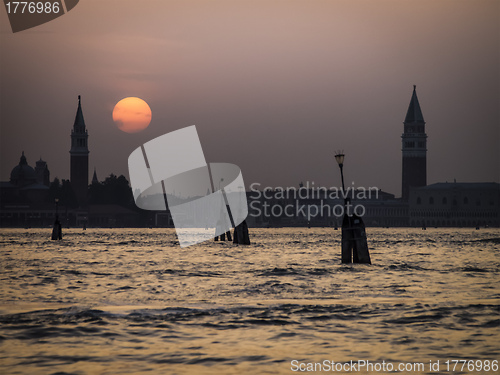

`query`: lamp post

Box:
[334,152,346,197]
[333,150,371,264]
[55,198,59,220]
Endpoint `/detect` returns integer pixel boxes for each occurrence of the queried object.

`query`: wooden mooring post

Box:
[233,219,250,245]
[51,198,62,240]
[51,219,62,240]
[341,213,371,264]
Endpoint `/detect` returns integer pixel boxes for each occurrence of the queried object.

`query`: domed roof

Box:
[10,152,36,186]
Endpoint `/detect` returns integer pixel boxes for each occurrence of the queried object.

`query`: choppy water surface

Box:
[0,228,499,374]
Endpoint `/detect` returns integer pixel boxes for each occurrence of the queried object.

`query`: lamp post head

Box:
[334,152,345,167]
[55,198,59,203]
[334,150,347,199]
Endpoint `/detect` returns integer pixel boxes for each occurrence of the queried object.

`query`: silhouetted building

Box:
[10,151,37,187]
[8,153,50,204]
[35,158,50,186]
[409,182,500,227]
[88,204,140,227]
[0,152,52,226]
[402,85,427,201]
[70,95,89,207]
[245,186,409,228]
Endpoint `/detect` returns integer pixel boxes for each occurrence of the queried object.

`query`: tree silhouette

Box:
[46,177,61,203]
[89,174,134,208]
[46,178,78,208]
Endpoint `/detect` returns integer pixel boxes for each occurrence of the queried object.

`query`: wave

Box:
[4,302,496,328]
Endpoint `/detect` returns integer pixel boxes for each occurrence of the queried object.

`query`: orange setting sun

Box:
[112,97,152,133]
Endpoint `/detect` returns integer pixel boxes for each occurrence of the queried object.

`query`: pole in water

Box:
[233,219,250,245]
[341,207,371,264]
[334,151,371,264]
[51,198,62,240]
[51,219,62,240]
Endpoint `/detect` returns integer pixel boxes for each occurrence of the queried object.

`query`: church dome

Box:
[10,152,36,186]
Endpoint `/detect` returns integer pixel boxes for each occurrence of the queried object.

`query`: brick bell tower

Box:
[70,95,89,206]
[401,85,427,201]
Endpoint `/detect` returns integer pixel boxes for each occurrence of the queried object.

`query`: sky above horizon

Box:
[1,0,498,196]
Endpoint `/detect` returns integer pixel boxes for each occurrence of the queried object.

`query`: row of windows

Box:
[411,211,498,218]
[1,212,56,218]
[365,209,407,216]
[416,196,494,206]
[405,126,425,133]
[411,219,494,227]
[404,141,425,148]
[71,138,87,147]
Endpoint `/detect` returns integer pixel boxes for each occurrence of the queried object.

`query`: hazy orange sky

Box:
[1,0,498,195]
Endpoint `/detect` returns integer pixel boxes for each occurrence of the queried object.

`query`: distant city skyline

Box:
[1,0,498,196]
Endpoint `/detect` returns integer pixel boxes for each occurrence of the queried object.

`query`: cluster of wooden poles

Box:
[214,220,251,244]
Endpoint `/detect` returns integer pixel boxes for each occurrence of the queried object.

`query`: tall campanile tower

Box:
[401,85,427,201]
[70,95,89,207]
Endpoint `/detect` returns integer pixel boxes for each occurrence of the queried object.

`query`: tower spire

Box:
[92,167,99,185]
[401,85,427,200]
[20,151,27,165]
[404,85,425,123]
[73,94,86,133]
[70,95,89,207]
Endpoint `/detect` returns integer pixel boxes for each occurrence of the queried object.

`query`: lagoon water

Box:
[0,228,499,374]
